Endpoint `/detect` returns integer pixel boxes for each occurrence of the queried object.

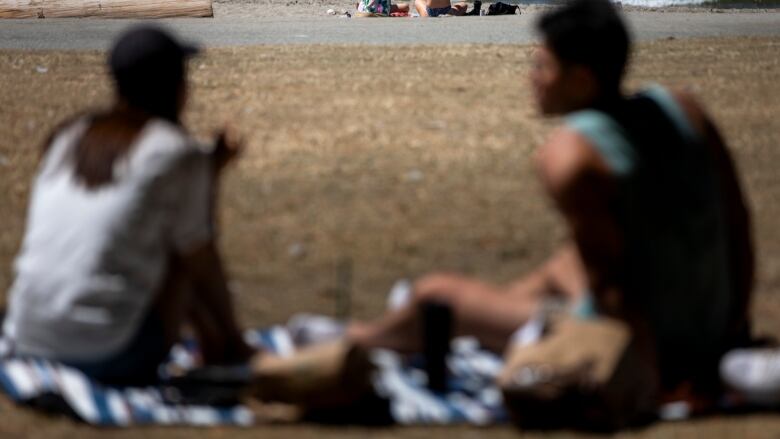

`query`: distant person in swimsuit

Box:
[356,0,411,16]
[347,0,753,403]
[415,0,468,16]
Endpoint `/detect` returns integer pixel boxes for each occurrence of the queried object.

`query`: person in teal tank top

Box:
[345,0,754,404]
[528,0,753,396]
[559,84,751,394]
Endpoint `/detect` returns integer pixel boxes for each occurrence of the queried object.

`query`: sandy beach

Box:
[1,0,780,434]
[1,33,780,436]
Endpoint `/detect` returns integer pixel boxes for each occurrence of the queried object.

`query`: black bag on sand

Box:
[497,316,659,432]
[487,2,519,15]
[465,0,482,16]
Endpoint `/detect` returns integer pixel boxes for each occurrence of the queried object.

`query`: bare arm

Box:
[531,128,627,315]
[179,241,253,364]
[180,126,253,365]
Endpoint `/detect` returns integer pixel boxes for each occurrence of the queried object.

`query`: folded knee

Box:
[413,273,466,306]
[415,272,462,289]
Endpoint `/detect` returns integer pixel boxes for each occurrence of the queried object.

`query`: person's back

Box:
[564,86,740,389]
[4,116,209,362]
[2,26,252,386]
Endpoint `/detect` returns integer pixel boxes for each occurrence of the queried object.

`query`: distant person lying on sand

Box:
[356,0,410,15]
[355,0,471,17]
[415,0,468,16]
[345,0,754,409]
[391,2,410,14]
[1,26,253,385]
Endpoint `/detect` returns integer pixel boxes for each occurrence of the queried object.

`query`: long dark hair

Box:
[71,107,152,189]
[67,27,189,190]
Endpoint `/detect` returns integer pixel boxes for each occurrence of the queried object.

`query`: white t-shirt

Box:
[3,117,213,361]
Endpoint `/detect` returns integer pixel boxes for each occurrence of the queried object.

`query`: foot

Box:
[287,313,346,347]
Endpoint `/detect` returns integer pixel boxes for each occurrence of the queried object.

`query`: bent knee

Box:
[414,272,463,293]
[412,272,473,306]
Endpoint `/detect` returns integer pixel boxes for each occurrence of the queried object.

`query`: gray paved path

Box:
[0,12,779,50]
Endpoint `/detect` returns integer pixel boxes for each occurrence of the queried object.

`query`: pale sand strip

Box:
[0,11,778,49]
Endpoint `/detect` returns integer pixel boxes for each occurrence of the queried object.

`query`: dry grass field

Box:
[1,37,779,437]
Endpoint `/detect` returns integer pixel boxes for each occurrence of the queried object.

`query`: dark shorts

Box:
[426,6,451,16]
[65,311,170,386]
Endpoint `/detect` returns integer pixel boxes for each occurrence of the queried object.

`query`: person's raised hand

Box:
[213,124,244,172]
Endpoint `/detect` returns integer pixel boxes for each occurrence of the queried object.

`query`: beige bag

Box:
[251,340,374,409]
[498,316,659,432]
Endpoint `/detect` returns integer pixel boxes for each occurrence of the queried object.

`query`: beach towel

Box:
[0,282,509,426]
[357,0,391,15]
[0,328,507,426]
[0,356,254,426]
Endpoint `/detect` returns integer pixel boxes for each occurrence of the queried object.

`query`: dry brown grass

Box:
[1,37,779,437]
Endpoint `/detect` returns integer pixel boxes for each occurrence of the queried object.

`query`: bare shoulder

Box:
[535,126,613,195]
[668,88,712,137]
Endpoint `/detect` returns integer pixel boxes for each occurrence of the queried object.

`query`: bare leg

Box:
[449,2,468,15]
[415,0,430,16]
[348,273,541,353]
[391,2,410,13]
[348,244,589,354]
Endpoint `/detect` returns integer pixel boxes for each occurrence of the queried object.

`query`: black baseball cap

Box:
[109,25,199,76]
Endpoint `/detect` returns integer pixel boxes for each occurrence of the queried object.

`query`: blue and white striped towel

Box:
[0,278,510,428]
[371,337,507,425]
[0,355,254,426]
[0,326,508,426]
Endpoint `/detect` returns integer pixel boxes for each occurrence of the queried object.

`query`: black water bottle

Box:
[421,301,452,393]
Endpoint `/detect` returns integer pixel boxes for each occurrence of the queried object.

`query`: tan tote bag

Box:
[498,316,659,432]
